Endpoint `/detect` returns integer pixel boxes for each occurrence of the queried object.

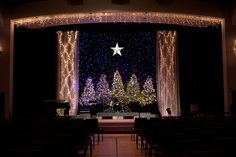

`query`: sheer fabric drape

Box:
[57,31,78,115]
[157,30,180,116]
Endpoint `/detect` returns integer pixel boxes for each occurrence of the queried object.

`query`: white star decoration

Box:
[111,43,124,56]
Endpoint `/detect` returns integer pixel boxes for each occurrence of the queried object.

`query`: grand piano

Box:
[44,100,70,116]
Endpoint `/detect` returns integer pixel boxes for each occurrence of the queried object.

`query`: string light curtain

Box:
[157,30,180,116]
[57,31,78,115]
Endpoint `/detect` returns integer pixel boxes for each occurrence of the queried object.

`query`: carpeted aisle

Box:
[88,134,144,157]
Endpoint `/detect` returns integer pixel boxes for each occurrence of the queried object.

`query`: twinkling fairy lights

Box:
[81,77,96,105]
[57,31,78,115]
[14,12,223,29]
[141,77,157,106]
[111,70,126,103]
[14,11,222,116]
[96,74,111,104]
[157,30,179,116]
[78,30,156,97]
[127,74,141,103]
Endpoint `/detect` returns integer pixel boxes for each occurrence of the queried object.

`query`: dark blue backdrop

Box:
[78,31,157,95]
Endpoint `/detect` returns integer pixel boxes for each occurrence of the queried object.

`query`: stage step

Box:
[98,119,134,134]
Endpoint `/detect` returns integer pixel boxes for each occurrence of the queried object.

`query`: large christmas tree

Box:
[127,74,141,103]
[96,74,111,104]
[140,77,157,106]
[81,77,96,105]
[111,70,126,103]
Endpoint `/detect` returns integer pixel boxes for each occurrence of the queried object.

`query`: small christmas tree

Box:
[127,74,141,103]
[140,77,157,106]
[96,74,111,104]
[81,77,96,105]
[111,70,126,103]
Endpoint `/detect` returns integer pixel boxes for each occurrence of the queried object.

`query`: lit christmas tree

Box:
[140,77,157,106]
[111,70,126,103]
[81,77,96,105]
[127,74,141,103]
[96,74,111,104]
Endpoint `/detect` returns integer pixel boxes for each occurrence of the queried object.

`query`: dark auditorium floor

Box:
[87,134,144,157]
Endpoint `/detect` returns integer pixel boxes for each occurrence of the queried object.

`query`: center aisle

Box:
[89,134,144,157]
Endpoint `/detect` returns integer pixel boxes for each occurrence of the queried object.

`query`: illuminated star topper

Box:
[111,43,124,56]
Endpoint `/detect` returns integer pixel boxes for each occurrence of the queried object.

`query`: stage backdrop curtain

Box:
[157,30,180,116]
[57,31,78,115]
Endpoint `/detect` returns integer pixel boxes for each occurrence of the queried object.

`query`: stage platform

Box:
[96,112,158,133]
[96,112,139,119]
[75,112,158,133]
[96,112,158,119]
[98,119,134,134]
